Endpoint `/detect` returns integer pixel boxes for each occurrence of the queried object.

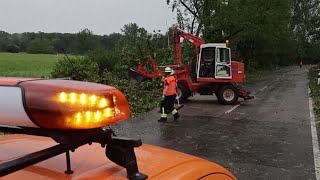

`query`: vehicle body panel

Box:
[0,77,38,86]
[0,134,236,180]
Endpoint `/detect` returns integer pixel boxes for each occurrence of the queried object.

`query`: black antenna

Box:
[61,48,77,79]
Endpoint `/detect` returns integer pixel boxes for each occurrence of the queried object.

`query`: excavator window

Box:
[216,48,231,78]
[199,47,216,78]
[218,48,230,63]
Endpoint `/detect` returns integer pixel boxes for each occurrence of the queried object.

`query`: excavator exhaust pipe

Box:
[128,68,150,84]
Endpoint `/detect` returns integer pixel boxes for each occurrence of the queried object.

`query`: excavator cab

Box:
[197,44,232,79]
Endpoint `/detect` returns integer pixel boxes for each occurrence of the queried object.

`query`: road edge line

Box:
[225,104,240,114]
[308,88,320,180]
[259,85,268,92]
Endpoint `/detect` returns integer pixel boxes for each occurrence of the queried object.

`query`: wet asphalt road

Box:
[113,66,315,180]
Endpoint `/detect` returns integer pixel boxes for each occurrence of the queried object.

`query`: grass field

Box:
[0,52,65,77]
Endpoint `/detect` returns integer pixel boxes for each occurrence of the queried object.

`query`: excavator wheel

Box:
[176,84,191,103]
[217,84,239,105]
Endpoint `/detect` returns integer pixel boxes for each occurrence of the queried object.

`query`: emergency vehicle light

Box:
[17,79,130,130]
[57,92,112,108]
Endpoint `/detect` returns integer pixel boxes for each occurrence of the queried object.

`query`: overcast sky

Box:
[0,0,177,35]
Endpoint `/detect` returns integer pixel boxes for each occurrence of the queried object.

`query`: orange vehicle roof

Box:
[0,134,236,180]
[0,77,38,86]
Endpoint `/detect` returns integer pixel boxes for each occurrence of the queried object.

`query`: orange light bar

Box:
[19,79,130,130]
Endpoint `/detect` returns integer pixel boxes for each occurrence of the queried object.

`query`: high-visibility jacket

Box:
[164,76,177,96]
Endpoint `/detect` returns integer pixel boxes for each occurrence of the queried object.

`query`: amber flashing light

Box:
[19,80,130,130]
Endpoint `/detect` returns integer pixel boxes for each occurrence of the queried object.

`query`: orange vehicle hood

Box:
[0,134,236,180]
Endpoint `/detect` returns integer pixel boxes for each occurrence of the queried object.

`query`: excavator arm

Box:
[173,29,205,66]
[128,56,164,83]
[129,28,205,83]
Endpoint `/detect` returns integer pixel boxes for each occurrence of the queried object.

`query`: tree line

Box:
[167,0,320,69]
[0,29,122,54]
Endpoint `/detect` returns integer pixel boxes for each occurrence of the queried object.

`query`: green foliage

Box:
[0,31,11,52]
[51,56,100,82]
[75,28,100,54]
[167,0,320,69]
[118,23,153,62]
[125,80,162,116]
[308,65,320,126]
[5,44,20,53]
[0,29,123,55]
[86,49,117,74]
[101,33,122,50]
[27,38,55,54]
[305,43,320,64]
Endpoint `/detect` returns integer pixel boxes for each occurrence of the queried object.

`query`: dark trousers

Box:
[160,95,176,115]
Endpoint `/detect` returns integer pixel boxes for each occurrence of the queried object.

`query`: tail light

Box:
[17,79,130,130]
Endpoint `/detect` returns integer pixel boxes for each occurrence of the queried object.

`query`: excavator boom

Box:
[173,29,205,65]
[128,56,164,83]
[129,28,204,83]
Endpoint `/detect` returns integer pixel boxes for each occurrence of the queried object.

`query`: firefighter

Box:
[159,67,180,122]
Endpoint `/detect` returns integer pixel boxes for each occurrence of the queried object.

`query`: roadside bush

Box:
[308,65,320,126]
[86,49,117,74]
[51,56,100,82]
[126,82,162,116]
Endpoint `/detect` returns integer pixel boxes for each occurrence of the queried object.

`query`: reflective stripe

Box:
[171,109,178,115]
[161,107,167,118]
[161,113,167,118]
[0,86,38,127]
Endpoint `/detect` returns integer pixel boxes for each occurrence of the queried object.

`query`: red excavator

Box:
[129,28,254,105]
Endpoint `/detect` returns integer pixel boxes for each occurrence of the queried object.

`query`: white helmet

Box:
[164,67,174,75]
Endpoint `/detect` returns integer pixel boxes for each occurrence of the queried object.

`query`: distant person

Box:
[300,60,303,68]
[159,67,180,122]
